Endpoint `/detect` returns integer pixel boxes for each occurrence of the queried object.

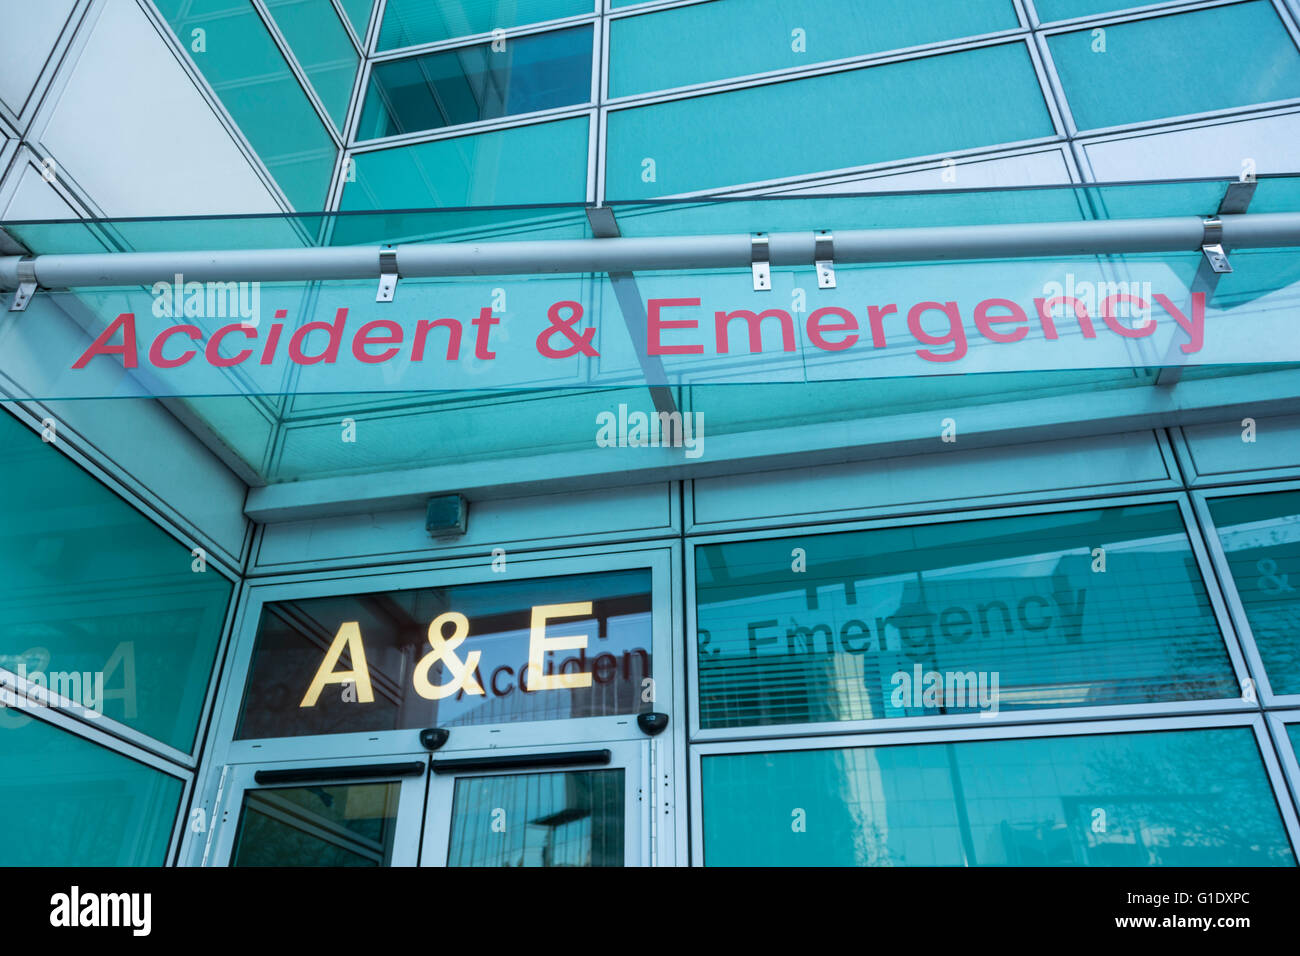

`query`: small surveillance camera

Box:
[637,712,669,736]
[419,727,450,751]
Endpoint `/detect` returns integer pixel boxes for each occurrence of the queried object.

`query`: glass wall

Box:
[695,503,1238,729]
[0,409,233,753]
[0,406,237,865]
[151,0,1300,209]
[1208,489,1300,697]
[0,715,184,866]
[700,726,1294,866]
[688,479,1300,866]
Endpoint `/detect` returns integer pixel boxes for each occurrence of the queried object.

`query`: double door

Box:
[207,740,648,867]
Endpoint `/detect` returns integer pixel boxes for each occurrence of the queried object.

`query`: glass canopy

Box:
[1,176,1297,485]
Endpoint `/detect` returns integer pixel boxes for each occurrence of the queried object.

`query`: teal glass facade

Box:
[701,728,1295,866]
[0,409,233,753]
[696,503,1237,728]
[0,716,184,866]
[145,0,1300,213]
[1,0,1299,871]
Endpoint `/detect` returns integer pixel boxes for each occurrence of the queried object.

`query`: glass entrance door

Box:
[211,741,645,867]
[421,741,644,867]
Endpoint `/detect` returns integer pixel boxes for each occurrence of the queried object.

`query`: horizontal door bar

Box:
[431,749,612,774]
[253,760,427,785]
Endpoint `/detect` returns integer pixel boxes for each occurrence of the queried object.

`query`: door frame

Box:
[205,753,430,867]
[419,738,648,867]
[182,540,687,866]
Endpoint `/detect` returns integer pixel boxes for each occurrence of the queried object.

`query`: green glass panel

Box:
[448,770,624,866]
[1252,175,1300,214]
[1047,2,1300,130]
[1208,490,1300,695]
[340,117,588,209]
[265,0,360,131]
[688,369,1152,437]
[358,26,591,140]
[230,782,401,866]
[378,0,593,49]
[1289,724,1300,761]
[154,0,337,211]
[610,0,1019,97]
[605,43,1053,198]
[695,503,1235,728]
[0,408,234,751]
[1034,0,1148,20]
[702,727,1295,865]
[338,0,374,40]
[0,717,182,865]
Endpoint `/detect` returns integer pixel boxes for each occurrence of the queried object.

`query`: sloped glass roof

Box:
[1,176,1297,485]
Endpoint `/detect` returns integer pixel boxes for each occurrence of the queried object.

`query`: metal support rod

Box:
[2,212,1299,291]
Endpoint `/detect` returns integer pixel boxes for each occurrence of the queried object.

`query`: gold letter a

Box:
[300,621,375,707]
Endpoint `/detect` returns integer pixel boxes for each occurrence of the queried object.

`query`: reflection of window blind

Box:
[448,770,624,867]
[696,504,1236,729]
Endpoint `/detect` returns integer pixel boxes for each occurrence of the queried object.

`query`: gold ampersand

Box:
[413,611,484,699]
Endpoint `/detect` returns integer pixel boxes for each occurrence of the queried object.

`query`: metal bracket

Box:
[814,230,836,289]
[1159,183,1255,389]
[1218,179,1256,215]
[8,257,37,312]
[751,233,770,291]
[1200,218,1231,274]
[376,248,398,302]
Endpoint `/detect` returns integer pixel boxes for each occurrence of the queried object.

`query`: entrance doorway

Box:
[209,740,647,866]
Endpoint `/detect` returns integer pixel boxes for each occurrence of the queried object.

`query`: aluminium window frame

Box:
[599,0,1031,104]
[596,34,1067,203]
[245,480,682,577]
[1266,708,1300,815]
[196,752,429,867]
[197,540,683,758]
[188,538,687,866]
[681,427,1184,536]
[1027,0,1235,26]
[353,21,600,147]
[684,489,1259,743]
[3,685,195,867]
[0,577,236,768]
[252,0,354,146]
[687,711,1300,866]
[1170,420,1300,488]
[0,397,247,768]
[239,368,1300,523]
[1071,103,1300,183]
[0,0,88,138]
[330,0,373,56]
[1192,478,1300,709]
[1032,0,1300,139]
[325,0,1300,211]
[419,736,648,866]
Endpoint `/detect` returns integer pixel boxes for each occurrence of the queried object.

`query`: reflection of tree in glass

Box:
[1079,731,1292,866]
